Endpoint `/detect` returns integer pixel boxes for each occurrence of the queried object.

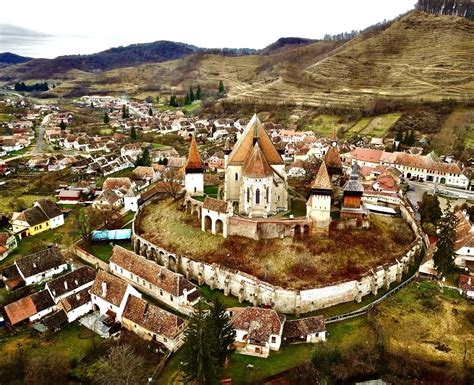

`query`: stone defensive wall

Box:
[132,198,426,315]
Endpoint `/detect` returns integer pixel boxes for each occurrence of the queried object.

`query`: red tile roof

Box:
[228,114,283,166]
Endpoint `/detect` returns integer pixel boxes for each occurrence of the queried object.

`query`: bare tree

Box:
[159,168,184,198]
[94,344,147,385]
[24,354,70,385]
[71,205,122,245]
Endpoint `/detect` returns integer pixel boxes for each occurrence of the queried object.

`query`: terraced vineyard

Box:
[18,11,473,108]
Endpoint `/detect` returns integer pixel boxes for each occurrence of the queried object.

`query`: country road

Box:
[31,114,52,154]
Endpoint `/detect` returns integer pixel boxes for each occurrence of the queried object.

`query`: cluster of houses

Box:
[0,243,327,356]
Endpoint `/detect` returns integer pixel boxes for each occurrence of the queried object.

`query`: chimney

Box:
[64,281,68,290]
[101,281,107,297]
[144,303,149,315]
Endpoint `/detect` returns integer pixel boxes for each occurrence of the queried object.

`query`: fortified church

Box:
[183,114,367,240]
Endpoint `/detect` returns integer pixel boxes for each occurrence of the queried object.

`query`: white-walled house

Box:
[122,296,186,351]
[454,210,474,268]
[282,316,326,344]
[90,270,141,323]
[4,290,56,326]
[458,275,474,299]
[46,266,97,303]
[2,248,67,288]
[227,307,285,358]
[60,287,95,322]
[109,246,200,315]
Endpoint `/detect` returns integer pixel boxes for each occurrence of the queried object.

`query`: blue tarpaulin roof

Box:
[92,229,132,241]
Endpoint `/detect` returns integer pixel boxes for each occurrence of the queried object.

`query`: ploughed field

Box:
[137,198,415,289]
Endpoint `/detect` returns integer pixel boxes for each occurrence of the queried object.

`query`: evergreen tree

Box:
[207,298,235,367]
[103,112,109,124]
[169,95,179,107]
[122,104,129,119]
[406,130,416,146]
[130,126,138,141]
[395,129,403,142]
[184,94,191,106]
[419,192,442,226]
[433,202,458,275]
[181,302,220,385]
[196,84,202,100]
[59,119,66,130]
[135,147,151,167]
[148,107,153,116]
[156,95,160,104]
[90,101,94,108]
[189,86,195,102]
[218,80,225,94]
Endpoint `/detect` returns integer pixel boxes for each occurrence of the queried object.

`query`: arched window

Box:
[247,187,250,203]
[266,187,269,203]
[235,172,239,181]
[255,188,260,204]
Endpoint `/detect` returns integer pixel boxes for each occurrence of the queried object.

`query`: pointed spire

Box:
[185,135,204,173]
[311,161,333,191]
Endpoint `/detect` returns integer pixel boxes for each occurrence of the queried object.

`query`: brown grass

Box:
[138,198,415,289]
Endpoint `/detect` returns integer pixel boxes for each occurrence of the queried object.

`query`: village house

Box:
[93,189,123,208]
[46,266,97,304]
[56,189,82,204]
[2,247,67,289]
[11,199,64,239]
[348,147,469,189]
[3,289,56,326]
[109,246,200,315]
[227,307,286,358]
[282,316,326,344]
[121,295,186,351]
[90,270,142,323]
[454,210,474,268]
[458,275,474,299]
[0,232,18,261]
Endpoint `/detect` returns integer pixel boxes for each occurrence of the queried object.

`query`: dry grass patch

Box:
[372,281,474,381]
[137,199,415,289]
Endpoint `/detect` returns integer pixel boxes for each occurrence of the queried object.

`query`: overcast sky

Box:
[0,0,415,58]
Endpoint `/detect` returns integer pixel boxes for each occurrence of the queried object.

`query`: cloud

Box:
[0,23,51,56]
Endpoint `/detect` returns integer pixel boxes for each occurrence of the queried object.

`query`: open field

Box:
[137,198,415,289]
[0,194,52,216]
[372,280,474,380]
[303,114,352,136]
[345,113,401,137]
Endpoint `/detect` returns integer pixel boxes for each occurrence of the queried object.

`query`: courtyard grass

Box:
[84,240,133,263]
[198,284,251,308]
[137,199,415,289]
[0,321,101,363]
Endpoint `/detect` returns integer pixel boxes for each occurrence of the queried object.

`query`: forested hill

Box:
[0,40,260,81]
[0,52,32,68]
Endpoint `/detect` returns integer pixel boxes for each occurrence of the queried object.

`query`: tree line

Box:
[416,0,473,19]
[14,82,49,92]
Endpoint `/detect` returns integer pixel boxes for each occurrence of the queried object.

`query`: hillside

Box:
[2,11,473,107]
[234,11,474,106]
[0,52,31,68]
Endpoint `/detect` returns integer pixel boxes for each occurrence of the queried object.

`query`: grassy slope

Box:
[432,107,474,153]
[31,12,470,107]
